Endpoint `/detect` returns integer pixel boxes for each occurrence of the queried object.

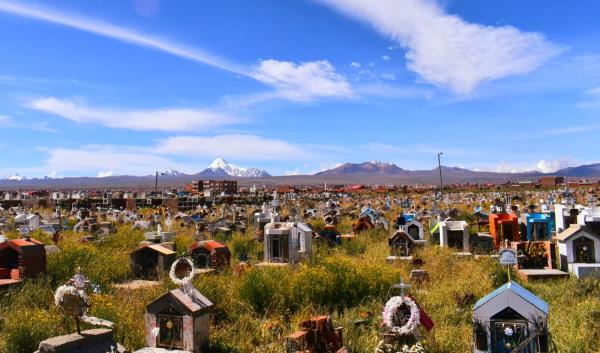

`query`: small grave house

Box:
[387,229,425,261]
[130,244,176,280]
[403,214,425,242]
[188,240,231,272]
[263,222,312,265]
[556,224,600,278]
[473,281,549,353]
[524,214,553,241]
[439,220,471,253]
[0,238,46,288]
[144,288,213,352]
[489,213,520,248]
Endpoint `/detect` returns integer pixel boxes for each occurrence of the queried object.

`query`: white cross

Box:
[392,278,411,297]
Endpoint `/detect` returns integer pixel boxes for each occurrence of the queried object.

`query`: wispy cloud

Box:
[156,134,309,160]
[577,86,600,108]
[43,145,191,176]
[0,2,354,103]
[317,0,564,94]
[0,114,58,132]
[474,158,573,174]
[251,60,354,102]
[29,97,241,132]
[0,1,246,75]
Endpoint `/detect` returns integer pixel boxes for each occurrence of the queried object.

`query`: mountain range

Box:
[1,161,600,189]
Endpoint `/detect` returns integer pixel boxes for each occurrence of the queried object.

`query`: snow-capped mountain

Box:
[3,173,26,181]
[161,169,185,177]
[201,158,271,177]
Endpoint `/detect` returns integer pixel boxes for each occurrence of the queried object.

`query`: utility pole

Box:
[437,152,443,200]
[155,171,159,194]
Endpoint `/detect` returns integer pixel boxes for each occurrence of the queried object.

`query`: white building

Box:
[556,224,600,278]
[439,220,470,253]
[263,222,312,265]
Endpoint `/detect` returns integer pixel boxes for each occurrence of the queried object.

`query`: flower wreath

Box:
[169,257,196,286]
[382,296,420,336]
[54,285,90,312]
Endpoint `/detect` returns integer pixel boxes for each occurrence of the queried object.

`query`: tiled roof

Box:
[474,281,548,314]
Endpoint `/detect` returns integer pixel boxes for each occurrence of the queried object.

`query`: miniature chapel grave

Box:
[473,251,550,353]
[130,244,176,280]
[0,233,46,289]
[260,220,312,266]
[188,240,231,273]
[556,224,600,278]
[136,258,213,353]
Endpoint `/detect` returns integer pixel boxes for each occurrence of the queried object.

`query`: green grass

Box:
[0,209,599,353]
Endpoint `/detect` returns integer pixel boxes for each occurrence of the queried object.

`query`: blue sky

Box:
[0,0,600,178]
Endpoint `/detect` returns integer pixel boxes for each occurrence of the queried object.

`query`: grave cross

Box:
[392,278,411,297]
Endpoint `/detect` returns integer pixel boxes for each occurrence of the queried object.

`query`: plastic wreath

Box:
[169,257,196,286]
[54,285,90,316]
[382,296,420,336]
[375,341,425,353]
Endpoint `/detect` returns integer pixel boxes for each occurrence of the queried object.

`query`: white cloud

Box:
[380,73,396,81]
[477,159,573,173]
[156,134,308,160]
[0,1,245,75]
[251,60,353,101]
[0,115,14,127]
[29,97,240,131]
[43,145,190,176]
[318,0,563,94]
[381,55,391,61]
[284,169,302,176]
[97,171,114,178]
[350,61,361,68]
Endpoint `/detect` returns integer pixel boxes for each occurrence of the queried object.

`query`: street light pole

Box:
[437,152,444,200]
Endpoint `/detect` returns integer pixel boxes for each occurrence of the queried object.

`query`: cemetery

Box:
[0,188,599,353]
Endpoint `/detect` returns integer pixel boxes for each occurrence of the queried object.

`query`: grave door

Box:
[531,223,547,241]
[407,224,420,240]
[500,222,514,242]
[573,236,595,263]
[270,236,284,262]
[157,308,184,350]
[491,308,530,353]
[448,230,464,250]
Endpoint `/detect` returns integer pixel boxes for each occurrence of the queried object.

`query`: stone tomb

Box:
[473,281,549,353]
[556,224,600,278]
[143,287,213,352]
[35,328,128,353]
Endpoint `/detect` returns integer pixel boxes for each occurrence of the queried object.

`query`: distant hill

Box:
[316,161,408,176]
[1,161,600,190]
[554,163,600,177]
